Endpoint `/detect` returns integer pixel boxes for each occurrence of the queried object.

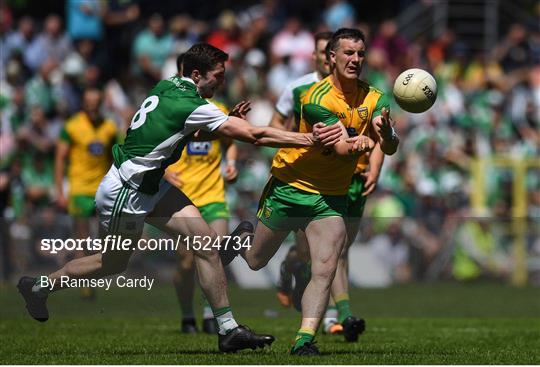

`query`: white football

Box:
[393,68,437,113]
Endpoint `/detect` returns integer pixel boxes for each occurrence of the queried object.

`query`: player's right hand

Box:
[56,194,68,210]
[313,122,342,146]
[345,135,375,154]
[230,100,251,120]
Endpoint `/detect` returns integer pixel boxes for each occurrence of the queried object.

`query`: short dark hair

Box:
[326,28,366,60]
[314,31,333,44]
[182,43,228,77]
[176,53,185,73]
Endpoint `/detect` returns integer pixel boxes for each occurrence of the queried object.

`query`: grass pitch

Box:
[1,282,539,364]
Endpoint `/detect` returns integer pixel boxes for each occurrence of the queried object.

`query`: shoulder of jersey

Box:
[289,72,319,90]
[367,83,384,96]
[304,76,333,105]
[155,77,199,96]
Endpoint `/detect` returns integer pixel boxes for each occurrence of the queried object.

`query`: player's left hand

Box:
[313,122,342,146]
[361,170,379,196]
[230,100,252,120]
[223,164,238,183]
[345,135,375,153]
[375,107,395,140]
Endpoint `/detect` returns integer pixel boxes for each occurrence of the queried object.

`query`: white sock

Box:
[324,308,338,329]
[324,307,338,320]
[216,311,238,335]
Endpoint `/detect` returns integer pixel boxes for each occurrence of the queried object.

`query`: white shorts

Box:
[95,165,172,235]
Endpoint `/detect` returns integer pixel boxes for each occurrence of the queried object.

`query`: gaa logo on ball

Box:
[393,68,437,113]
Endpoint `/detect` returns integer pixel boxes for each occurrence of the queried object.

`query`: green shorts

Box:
[257,177,347,231]
[69,195,96,218]
[199,202,229,223]
[346,174,367,218]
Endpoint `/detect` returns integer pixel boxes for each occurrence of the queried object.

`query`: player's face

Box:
[83,90,102,117]
[331,38,366,80]
[314,39,330,77]
[197,63,225,99]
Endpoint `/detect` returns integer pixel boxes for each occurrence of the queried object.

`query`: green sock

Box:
[335,293,351,324]
[292,327,315,351]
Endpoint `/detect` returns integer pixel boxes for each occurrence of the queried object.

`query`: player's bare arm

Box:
[220,136,238,182]
[216,116,320,148]
[323,122,375,157]
[361,141,384,196]
[372,107,399,155]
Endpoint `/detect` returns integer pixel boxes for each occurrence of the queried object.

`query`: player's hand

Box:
[345,135,375,154]
[223,163,238,183]
[375,107,395,140]
[163,169,183,188]
[313,122,342,146]
[361,170,380,197]
[229,100,251,120]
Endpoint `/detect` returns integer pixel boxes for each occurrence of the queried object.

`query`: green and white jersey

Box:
[275,72,320,129]
[112,76,228,194]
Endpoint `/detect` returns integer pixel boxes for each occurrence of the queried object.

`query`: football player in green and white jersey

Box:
[17,43,343,353]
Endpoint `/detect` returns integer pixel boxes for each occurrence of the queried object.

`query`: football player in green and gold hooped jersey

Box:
[272,30,390,337]
[17,43,344,353]
[220,28,399,355]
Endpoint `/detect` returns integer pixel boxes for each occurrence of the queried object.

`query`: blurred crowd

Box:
[1,0,539,285]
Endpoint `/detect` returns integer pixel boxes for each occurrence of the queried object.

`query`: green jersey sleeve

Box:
[373,93,390,118]
[59,126,71,143]
[302,103,340,126]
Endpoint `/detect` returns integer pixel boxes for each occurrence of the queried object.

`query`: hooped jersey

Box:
[271,76,389,195]
[275,72,319,130]
[112,76,228,195]
[59,112,117,196]
[166,101,229,207]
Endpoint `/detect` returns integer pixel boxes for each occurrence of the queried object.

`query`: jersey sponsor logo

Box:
[336,112,346,119]
[357,107,368,122]
[87,141,105,156]
[187,142,211,155]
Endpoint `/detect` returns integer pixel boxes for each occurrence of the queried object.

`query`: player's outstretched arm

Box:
[372,107,399,155]
[328,122,375,157]
[216,116,320,148]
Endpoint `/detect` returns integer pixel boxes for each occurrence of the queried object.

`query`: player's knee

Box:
[179,258,195,272]
[311,258,338,282]
[179,252,195,272]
